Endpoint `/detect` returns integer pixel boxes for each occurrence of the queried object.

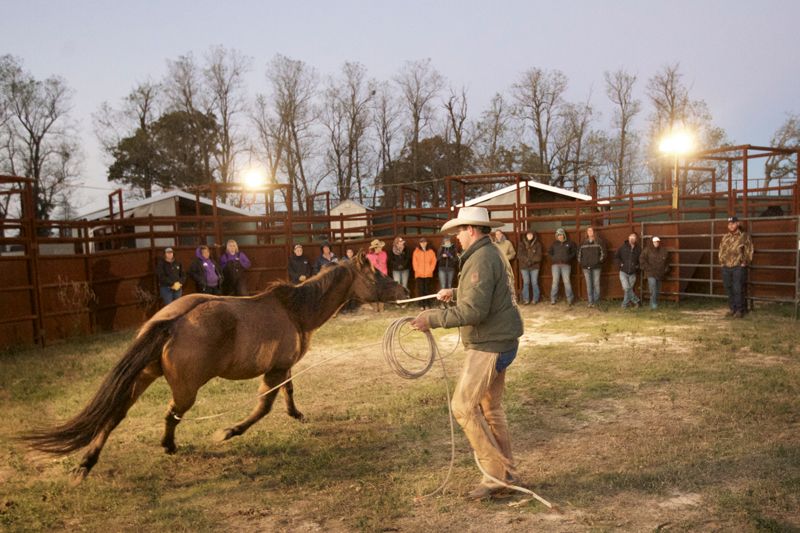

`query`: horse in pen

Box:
[22,252,408,482]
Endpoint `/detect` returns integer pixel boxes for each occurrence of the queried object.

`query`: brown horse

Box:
[23,252,408,482]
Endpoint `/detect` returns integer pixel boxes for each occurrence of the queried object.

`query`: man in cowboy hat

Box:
[411,206,524,501]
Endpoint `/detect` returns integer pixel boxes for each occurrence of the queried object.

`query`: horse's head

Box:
[349,251,409,303]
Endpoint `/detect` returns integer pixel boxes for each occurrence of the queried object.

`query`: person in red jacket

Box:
[412,237,437,309]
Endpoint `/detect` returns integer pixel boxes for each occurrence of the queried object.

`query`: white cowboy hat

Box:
[440,206,503,234]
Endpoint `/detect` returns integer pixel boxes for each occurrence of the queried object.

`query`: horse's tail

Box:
[21,320,173,455]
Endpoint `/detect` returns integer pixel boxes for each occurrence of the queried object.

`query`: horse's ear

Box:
[354,250,368,268]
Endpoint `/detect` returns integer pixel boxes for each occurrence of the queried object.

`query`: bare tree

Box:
[93,81,162,197]
[552,99,598,191]
[203,46,251,185]
[265,54,319,214]
[164,53,217,185]
[603,69,641,195]
[322,62,374,203]
[371,81,401,206]
[1,56,80,223]
[442,86,471,176]
[251,93,286,186]
[474,93,512,173]
[646,63,730,193]
[395,58,444,201]
[511,68,569,181]
[764,113,799,186]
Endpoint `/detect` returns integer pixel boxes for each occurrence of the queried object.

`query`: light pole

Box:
[659,128,694,211]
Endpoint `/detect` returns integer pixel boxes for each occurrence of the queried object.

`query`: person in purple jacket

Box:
[189,245,223,295]
[219,239,252,296]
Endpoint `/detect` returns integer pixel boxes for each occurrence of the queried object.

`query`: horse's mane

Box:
[264,262,354,317]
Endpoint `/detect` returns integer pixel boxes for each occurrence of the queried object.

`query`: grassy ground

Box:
[1,300,798,532]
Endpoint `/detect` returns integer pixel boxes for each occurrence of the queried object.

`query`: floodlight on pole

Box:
[659,128,695,210]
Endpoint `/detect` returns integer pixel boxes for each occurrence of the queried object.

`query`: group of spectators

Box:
[509,216,753,316]
[362,236,458,311]
[155,239,252,305]
[158,215,752,320]
[499,226,672,310]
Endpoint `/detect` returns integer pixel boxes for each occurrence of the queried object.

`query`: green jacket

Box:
[427,236,523,352]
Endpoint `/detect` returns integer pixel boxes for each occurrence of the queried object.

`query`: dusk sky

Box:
[2,0,798,212]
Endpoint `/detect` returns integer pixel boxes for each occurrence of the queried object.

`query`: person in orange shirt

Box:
[412,237,437,310]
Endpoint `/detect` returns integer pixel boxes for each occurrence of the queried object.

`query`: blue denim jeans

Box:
[551,264,574,304]
[647,277,661,309]
[619,271,639,307]
[160,286,182,305]
[438,268,455,289]
[392,269,410,290]
[519,268,540,303]
[722,266,746,313]
[582,268,601,304]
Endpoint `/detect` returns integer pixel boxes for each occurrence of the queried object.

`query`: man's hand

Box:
[299,275,307,282]
[171,282,182,291]
[410,311,432,332]
[436,288,454,302]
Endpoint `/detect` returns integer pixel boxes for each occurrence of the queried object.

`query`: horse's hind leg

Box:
[281,376,305,421]
[213,367,291,442]
[160,388,199,454]
[72,362,161,483]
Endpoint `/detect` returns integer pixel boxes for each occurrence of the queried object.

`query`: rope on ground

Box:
[382,317,457,499]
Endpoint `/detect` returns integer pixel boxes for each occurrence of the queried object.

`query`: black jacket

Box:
[156,258,186,287]
[388,247,411,271]
[641,244,670,279]
[288,254,312,284]
[437,245,458,271]
[578,239,606,269]
[615,242,642,274]
[548,240,577,265]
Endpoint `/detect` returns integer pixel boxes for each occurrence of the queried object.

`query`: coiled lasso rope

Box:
[382,317,458,500]
[382,316,557,510]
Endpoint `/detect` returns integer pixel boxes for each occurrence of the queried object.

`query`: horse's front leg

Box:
[213,367,291,442]
[281,374,305,422]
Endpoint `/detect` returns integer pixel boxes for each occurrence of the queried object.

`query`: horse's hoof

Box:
[289,411,306,423]
[162,441,178,454]
[69,466,89,486]
[212,428,235,442]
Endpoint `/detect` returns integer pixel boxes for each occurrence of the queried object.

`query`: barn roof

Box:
[79,189,253,221]
[463,181,592,206]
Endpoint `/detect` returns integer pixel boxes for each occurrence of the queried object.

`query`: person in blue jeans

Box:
[577,227,606,307]
[640,236,670,310]
[615,232,642,308]
[156,246,185,305]
[517,229,542,304]
[437,237,458,289]
[548,228,577,305]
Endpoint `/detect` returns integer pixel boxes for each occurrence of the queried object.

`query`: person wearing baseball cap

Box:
[411,206,524,500]
[156,246,185,305]
[718,215,753,318]
[288,243,312,284]
[641,236,670,310]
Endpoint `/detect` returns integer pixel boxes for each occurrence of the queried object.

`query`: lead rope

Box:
[382,316,556,510]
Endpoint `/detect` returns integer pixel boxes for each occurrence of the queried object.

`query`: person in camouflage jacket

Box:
[718,216,754,318]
